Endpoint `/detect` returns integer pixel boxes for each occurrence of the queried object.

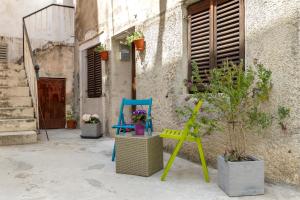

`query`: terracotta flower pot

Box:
[133,38,145,51]
[67,120,77,129]
[99,51,108,61]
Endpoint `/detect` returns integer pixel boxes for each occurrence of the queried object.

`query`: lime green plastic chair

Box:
[160,100,209,182]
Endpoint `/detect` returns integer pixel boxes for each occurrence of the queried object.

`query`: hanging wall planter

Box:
[99,51,109,61]
[126,31,145,52]
[133,38,145,51]
[94,44,109,61]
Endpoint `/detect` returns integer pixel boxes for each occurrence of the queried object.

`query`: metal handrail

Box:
[23,4,74,20]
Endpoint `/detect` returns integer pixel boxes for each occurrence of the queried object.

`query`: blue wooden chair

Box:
[111,98,153,161]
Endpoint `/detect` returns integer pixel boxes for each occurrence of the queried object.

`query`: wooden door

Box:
[38,78,66,129]
[131,44,136,111]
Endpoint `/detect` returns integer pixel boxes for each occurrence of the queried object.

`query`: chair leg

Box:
[196,138,210,182]
[112,143,116,161]
[161,140,184,181]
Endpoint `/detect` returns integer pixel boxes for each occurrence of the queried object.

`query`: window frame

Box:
[187,0,245,83]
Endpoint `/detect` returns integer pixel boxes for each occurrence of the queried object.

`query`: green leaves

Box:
[94,44,106,53]
[126,31,144,46]
[180,60,291,161]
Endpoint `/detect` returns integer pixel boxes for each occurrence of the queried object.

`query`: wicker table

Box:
[115,132,163,177]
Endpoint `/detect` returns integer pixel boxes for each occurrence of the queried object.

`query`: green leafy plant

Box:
[277,106,290,131]
[182,60,290,161]
[66,111,75,121]
[126,31,144,46]
[94,44,107,53]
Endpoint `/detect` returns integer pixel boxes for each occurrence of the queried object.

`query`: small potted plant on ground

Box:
[94,44,108,61]
[81,114,103,138]
[66,111,77,129]
[126,31,145,51]
[132,110,147,136]
[184,61,290,197]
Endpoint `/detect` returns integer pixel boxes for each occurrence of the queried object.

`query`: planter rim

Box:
[83,122,100,125]
[133,38,144,41]
[218,155,263,163]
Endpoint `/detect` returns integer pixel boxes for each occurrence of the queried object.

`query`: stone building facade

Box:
[75,0,300,185]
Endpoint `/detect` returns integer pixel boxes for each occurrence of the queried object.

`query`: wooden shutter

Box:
[87,46,102,98]
[188,0,245,83]
[216,0,244,66]
[188,1,212,83]
[0,43,7,63]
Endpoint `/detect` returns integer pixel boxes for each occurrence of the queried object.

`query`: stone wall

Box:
[35,43,75,116]
[75,0,300,185]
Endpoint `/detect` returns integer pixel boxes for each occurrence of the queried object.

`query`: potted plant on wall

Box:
[126,31,145,51]
[66,111,77,129]
[184,61,290,197]
[94,44,109,61]
[132,110,147,136]
[81,114,103,138]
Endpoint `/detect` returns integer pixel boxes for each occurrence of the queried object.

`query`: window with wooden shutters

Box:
[87,46,102,98]
[188,0,244,83]
[0,43,7,63]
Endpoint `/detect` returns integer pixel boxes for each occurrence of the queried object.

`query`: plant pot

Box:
[133,38,144,51]
[217,155,264,197]
[135,123,145,136]
[81,122,102,138]
[99,51,108,61]
[66,120,77,129]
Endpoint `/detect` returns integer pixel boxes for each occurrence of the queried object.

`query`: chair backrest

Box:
[123,98,152,106]
[119,98,153,119]
[182,100,203,135]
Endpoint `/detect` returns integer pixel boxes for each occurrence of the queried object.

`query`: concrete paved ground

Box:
[0,129,299,200]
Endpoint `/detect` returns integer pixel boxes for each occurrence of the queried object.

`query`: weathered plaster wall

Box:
[0,36,23,63]
[76,0,300,185]
[35,43,75,115]
[75,0,98,42]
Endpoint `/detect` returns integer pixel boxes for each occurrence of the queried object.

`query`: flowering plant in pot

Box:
[126,31,145,51]
[182,60,290,197]
[94,44,108,60]
[132,110,147,136]
[81,114,102,138]
[66,111,77,129]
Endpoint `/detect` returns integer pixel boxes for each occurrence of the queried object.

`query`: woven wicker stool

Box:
[115,132,163,177]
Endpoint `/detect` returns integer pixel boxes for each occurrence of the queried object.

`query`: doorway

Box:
[38,78,66,129]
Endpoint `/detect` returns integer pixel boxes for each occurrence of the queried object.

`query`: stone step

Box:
[0,107,34,119]
[0,118,36,132]
[0,131,37,145]
[0,87,30,97]
[0,97,32,107]
[0,78,27,87]
[0,63,24,71]
[0,68,26,77]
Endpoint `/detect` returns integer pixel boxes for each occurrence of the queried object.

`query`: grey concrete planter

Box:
[217,155,264,197]
[80,123,102,138]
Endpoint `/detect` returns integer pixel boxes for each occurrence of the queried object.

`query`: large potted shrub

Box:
[81,114,103,138]
[126,31,145,51]
[183,61,290,197]
[94,44,108,61]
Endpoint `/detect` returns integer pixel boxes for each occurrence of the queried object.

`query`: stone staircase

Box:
[0,62,37,145]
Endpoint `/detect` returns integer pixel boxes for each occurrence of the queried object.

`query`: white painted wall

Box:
[25,5,75,50]
[0,0,55,38]
[0,0,74,39]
